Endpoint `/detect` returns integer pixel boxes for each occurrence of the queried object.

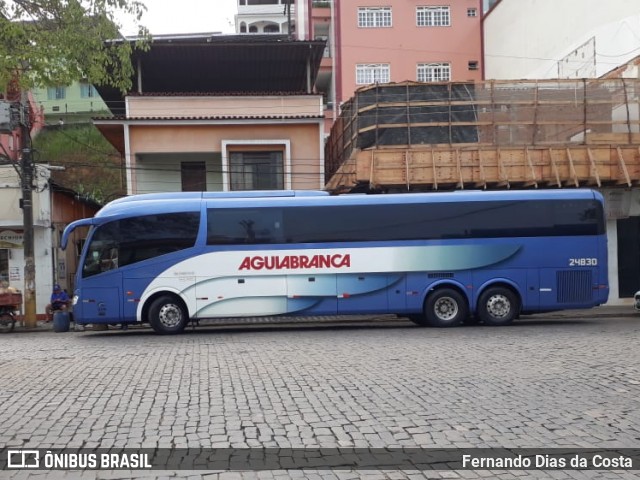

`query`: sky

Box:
[120,0,238,36]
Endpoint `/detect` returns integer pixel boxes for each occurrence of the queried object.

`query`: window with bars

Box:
[467,8,477,17]
[416,6,451,26]
[358,7,392,28]
[229,151,284,191]
[356,64,391,85]
[417,63,451,82]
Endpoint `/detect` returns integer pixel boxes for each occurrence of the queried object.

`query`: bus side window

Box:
[208,208,283,245]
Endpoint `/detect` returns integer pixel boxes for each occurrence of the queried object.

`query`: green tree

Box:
[0,0,149,93]
[33,124,125,203]
[0,1,148,328]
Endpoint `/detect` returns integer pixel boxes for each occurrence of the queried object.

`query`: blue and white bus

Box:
[61,189,609,334]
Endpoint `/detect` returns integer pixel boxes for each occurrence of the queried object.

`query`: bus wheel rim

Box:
[487,294,510,318]
[158,304,182,328]
[434,297,458,320]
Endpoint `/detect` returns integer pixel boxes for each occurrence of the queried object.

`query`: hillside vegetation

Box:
[33,124,125,204]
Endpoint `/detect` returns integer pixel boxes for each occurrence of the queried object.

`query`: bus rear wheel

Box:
[148,295,187,334]
[477,287,519,326]
[424,288,468,327]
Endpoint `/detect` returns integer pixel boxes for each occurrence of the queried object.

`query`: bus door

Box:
[76,272,122,324]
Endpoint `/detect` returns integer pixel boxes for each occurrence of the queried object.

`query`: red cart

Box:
[0,292,22,333]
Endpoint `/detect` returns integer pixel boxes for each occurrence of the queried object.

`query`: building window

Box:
[80,83,97,98]
[358,7,392,28]
[417,63,451,82]
[229,151,284,191]
[47,86,66,100]
[416,6,451,26]
[356,64,391,85]
[468,61,479,70]
[264,23,280,33]
[467,8,477,17]
[181,162,207,192]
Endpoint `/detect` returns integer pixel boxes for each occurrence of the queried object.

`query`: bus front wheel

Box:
[148,295,187,334]
[424,288,468,327]
[477,287,519,326]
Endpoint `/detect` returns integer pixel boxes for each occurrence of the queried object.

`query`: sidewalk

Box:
[529,303,637,319]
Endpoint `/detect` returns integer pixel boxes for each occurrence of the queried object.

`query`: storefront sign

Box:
[0,230,24,249]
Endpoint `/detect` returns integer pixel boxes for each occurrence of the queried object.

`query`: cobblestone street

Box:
[0,314,639,479]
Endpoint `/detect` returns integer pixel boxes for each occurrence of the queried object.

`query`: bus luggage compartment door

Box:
[337,273,398,314]
[287,274,337,315]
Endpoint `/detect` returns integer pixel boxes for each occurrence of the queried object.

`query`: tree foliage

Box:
[0,0,149,93]
[34,123,125,203]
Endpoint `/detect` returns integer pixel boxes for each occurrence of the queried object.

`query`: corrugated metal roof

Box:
[96,34,326,116]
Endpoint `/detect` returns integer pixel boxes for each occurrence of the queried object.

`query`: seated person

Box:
[45,284,70,322]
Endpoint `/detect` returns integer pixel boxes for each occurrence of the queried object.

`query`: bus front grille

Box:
[557,270,592,303]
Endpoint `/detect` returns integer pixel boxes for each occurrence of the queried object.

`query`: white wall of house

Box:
[135,153,223,194]
[0,165,54,314]
[235,0,306,38]
[484,0,640,80]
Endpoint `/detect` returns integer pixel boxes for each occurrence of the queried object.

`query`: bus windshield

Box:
[82,212,201,278]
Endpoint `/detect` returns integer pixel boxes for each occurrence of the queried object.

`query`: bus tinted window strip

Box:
[206,200,603,245]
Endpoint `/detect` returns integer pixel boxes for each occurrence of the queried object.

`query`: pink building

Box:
[314,0,483,108]
[236,2,484,132]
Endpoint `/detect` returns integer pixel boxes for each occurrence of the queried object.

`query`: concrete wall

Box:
[126,95,323,118]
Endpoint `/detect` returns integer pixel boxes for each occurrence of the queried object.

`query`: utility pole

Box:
[286,0,293,39]
[20,94,37,328]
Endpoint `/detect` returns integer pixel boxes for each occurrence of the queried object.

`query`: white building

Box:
[0,165,53,314]
[484,0,640,304]
[484,0,640,80]
[236,0,308,39]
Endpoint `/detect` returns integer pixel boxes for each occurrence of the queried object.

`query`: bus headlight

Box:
[72,295,79,306]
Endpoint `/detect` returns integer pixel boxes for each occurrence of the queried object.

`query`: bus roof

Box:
[108,190,329,205]
[95,188,602,219]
